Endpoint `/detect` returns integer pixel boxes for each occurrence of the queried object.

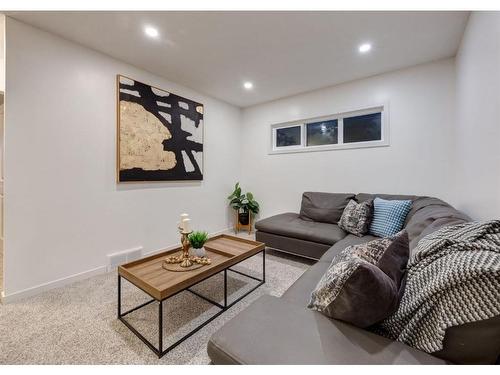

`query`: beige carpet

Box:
[0,249,311,364]
[0,242,3,293]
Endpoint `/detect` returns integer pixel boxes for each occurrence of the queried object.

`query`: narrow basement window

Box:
[270,105,388,154]
[276,125,302,147]
[306,119,338,146]
[343,112,382,143]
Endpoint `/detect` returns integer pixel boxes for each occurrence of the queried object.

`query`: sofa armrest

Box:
[208,295,446,365]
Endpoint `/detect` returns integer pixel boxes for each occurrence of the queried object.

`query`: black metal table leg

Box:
[117,275,121,318]
[224,269,228,308]
[262,249,266,283]
[158,300,163,358]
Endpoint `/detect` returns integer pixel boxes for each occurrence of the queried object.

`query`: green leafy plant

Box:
[227,182,260,215]
[188,231,209,249]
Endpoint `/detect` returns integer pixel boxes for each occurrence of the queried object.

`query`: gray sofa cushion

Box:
[207,295,446,365]
[356,193,418,205]
[255,231,331,260]
[282,261,330,306]
[404,197,471,250]
[299,192,355,224]
[255,212,347,245]
[414,217,470,249]
[433,315,500,364]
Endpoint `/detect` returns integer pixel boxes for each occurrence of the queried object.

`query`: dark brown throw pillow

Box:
[308,231,409,328]
[338,199,373,236]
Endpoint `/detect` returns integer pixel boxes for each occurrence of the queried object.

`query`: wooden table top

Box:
[118,234,265,300]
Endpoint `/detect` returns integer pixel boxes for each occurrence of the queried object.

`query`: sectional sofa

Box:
[207,192,500,364]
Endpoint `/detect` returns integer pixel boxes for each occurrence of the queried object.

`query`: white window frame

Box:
[271,123,304,151]
[269,104,389,155]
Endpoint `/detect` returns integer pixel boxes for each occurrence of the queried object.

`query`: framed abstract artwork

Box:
[116,75,204,182]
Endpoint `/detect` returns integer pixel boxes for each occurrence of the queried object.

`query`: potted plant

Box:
[227,182,260,226]
[188,231,209,258]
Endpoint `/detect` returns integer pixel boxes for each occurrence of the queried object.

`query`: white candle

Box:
[182,218,191,233]
[180,213,189,230]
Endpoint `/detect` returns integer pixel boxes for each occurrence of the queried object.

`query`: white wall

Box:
[240,59,457,219]
[453,12,500,221]
[0,14,4,92]
[4,13,499,299]
[3,18,241,298]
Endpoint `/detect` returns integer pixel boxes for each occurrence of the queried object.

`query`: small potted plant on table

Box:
[188,231,209,258]
[227,182,260,234]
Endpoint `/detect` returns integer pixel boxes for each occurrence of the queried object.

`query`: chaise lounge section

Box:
[255,192,354,259]
[207,192,500,364]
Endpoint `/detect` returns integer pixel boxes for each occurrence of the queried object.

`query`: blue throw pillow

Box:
[369,197,412,237]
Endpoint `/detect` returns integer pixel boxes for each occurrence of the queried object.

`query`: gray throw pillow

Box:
[308,231,409,328]
[338,199,373,236]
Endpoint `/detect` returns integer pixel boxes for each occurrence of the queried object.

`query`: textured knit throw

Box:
[376,220,500,353]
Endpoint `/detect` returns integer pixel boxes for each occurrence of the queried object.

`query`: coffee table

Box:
[117,234,265,358]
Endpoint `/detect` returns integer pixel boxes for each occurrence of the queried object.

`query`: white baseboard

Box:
[1,227,234,304]
[1,265,107,303]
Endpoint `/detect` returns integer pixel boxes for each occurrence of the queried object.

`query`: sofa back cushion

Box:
[355,193,471,251]
[403,197,471,249]
[300,192,355,224]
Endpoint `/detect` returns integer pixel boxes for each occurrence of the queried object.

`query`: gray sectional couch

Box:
[207,192,499,364]
[255,192,470,260]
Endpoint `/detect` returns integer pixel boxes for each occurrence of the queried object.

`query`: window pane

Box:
[276,126,302,147]
[343,113,382,143]
[306,119,338,146]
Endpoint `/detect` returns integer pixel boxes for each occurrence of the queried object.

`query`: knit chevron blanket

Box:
[376,220,500,354]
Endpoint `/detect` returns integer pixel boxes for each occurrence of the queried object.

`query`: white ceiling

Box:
[9,11,469,107]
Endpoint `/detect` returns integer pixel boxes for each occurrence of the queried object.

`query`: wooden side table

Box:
[234,210,252,234]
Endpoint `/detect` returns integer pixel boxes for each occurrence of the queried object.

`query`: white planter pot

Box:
[191,246,206,258]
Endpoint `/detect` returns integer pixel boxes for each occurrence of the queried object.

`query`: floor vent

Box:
[107,246,143,271]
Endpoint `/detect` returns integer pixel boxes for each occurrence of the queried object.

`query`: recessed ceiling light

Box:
[358,43,372,53]
[243,81,254,90]
[144,26,159,38]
